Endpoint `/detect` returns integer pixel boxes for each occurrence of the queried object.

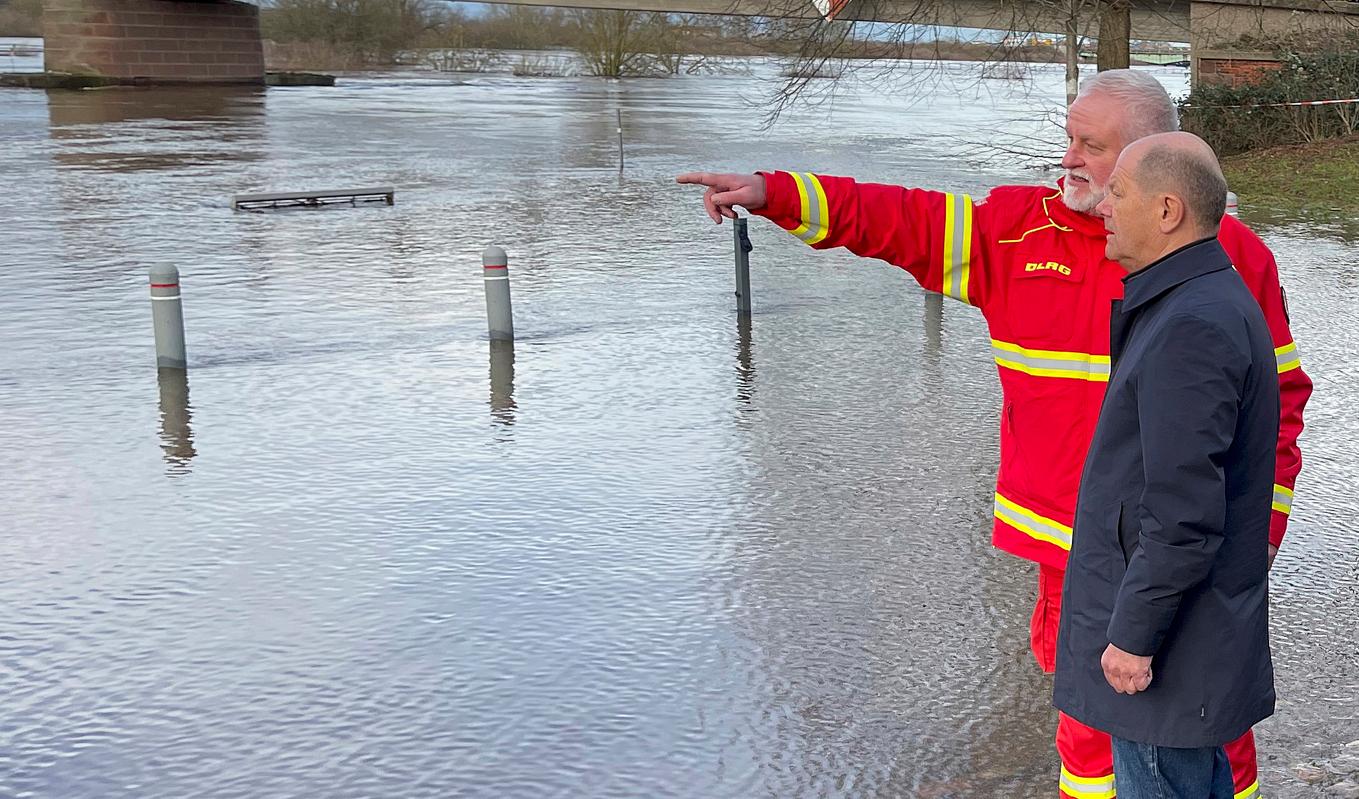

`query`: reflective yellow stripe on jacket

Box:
[1059,766,1115,799]
[995,492,1072,551]
[942,192,973,304]
[1275,341,1302,373]
[789,172,830,245]
[1273,484,1294,515]
[1058,769,1257,799]
[992,340,1111,382]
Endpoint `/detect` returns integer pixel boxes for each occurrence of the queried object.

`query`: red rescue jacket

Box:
[754,171,1311,571]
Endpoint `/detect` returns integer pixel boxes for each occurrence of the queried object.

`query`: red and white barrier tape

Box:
[1184,97,1359,109]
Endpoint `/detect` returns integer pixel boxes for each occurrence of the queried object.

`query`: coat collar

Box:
[1120,237,1232,313]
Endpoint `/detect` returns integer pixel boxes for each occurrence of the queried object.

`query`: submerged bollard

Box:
[149,264,187,369]
[1226,190,1239,217]
[734,217,752,314]
[482,246,514,341]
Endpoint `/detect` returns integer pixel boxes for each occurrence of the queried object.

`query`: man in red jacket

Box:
[677,69,1311,799]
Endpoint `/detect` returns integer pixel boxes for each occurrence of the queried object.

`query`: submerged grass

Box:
[1222,135,1359,216]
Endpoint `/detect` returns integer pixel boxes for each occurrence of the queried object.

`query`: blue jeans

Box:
[1111,737,1236,799]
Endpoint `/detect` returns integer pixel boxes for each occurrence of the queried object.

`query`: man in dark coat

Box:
[1052,131,1281,798]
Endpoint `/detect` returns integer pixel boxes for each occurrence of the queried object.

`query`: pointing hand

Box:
[675,172,767,224]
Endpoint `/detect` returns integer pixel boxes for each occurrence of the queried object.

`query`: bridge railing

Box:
[0,38,45,74]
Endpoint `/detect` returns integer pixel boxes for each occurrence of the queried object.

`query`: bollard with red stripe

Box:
[482,246,514,341]
[149,264,187,369]
[1226,190,1239,218]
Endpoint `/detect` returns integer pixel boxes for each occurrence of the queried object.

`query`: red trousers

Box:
[1032,565,1260,799]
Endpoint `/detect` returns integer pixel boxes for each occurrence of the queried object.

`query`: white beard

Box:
[1063,172,1106,214]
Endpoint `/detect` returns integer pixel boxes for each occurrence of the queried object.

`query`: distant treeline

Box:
[0,0,1072,77]
[257,0,1071,74]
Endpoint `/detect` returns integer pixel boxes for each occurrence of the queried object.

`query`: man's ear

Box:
[1158,194,1186,234]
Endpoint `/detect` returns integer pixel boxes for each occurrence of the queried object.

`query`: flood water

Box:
[1,59,1356,798]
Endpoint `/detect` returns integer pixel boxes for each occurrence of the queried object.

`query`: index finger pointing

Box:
[675,172,713,186]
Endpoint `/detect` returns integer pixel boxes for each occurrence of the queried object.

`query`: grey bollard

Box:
[1225,190,1239,218]
[734,217,752,314]
[149,264,187,369]
[482,246,514,341]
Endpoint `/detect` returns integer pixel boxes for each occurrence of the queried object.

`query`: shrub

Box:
[1181,43,1359,156]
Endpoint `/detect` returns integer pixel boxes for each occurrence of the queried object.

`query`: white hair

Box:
[1078,69,1180,144]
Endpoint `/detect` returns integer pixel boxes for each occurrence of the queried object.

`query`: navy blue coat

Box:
[1052,238,1280,748]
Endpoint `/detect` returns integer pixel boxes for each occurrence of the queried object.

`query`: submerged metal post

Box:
[149,264,187,369]
[482,246,514,341]
[734,217,752,314]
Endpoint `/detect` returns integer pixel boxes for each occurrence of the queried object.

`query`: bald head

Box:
[1121,132,1228,238]
[1096,132,1230,271]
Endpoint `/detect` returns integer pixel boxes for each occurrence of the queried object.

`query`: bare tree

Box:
[572,10,656,77]
[737,0,1114,123]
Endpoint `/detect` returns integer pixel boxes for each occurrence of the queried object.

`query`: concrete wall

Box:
[42,0,263,84]
[1190,0,1359,85]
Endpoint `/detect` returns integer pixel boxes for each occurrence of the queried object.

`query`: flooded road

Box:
[1,60,1356,798]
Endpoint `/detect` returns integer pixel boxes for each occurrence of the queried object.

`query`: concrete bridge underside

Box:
[36,0,1359,85]
[42,0,264,83]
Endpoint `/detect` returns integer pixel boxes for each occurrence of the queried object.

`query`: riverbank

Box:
[1223,135,1359,215]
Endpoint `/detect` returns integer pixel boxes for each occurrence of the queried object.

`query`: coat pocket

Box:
[1116,501,1140,565]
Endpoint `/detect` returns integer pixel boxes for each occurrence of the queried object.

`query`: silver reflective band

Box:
[790,172,827,244]
[946,193,970,300]
[991,341,1111,381]
[994,495,1073,548]
[1275,343,1301,373]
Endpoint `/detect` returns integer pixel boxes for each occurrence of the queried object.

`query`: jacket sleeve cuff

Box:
[754,171,801,226]
[1106,610,1161,659]
[1269,510,1288,549]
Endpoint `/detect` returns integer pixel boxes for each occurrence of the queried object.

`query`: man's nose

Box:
[1061,145,1081,170]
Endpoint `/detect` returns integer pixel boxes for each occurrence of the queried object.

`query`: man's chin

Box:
[1063,183,1103,214]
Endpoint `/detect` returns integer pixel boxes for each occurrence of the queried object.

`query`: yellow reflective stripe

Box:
[787,172,828,246]
[790,172,811,239]
[943,193,957,297]
[1235,780,1259,799]
[1275,341,1301,374]
[992,339,1112,382]
[807,173,830,245]
[959,196,973,304]
[995,492,1073,550]
[1060,765,1116,799]
[1272,483,1294,515]
[941,193,974,304]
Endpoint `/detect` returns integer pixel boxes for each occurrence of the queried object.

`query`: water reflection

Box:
[735,312,756,411]
[0,62,1353,799]
[46,87,265,171]
[923,291,944,368]
[488,340,516,429]
[156,367,196,473]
